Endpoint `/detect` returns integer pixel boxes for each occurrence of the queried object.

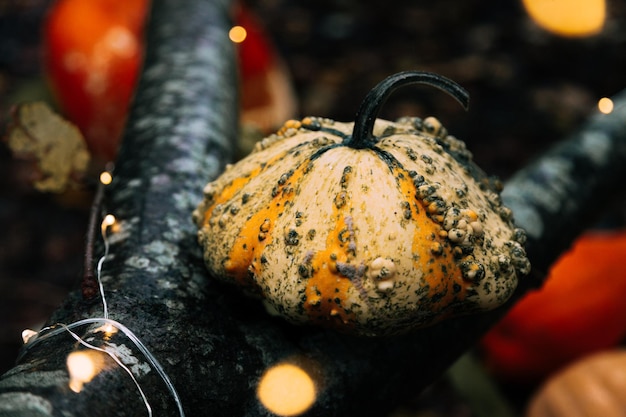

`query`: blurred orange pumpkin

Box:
[43,0,148,162]
[526,349,626,417]
[43,0,295,162]
[481,230,626,382]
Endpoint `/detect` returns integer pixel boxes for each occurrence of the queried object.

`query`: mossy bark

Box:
[1,0,626,415]
[502,94,626,277]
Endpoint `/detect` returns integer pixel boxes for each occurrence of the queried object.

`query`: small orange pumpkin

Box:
[526,350,626,417]
[193,71,530,336]
[481,230,626,382]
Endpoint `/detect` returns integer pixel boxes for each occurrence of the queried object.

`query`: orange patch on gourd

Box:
[202,166,262,225]
[306,213,357,327]
[222,203,276,287]
[304,162,358,327]
[395,167,466,309]
[202,149,296,225]
[223,159,307,287]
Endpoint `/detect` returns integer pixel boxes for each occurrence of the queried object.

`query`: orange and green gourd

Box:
[193,71,530,336]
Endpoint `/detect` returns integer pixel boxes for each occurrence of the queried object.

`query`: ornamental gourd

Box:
[193,71,530,336]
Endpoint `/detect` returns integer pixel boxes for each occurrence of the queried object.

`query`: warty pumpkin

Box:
[193,71,530,336]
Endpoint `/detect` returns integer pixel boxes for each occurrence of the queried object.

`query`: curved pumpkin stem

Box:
[346,71,470,149]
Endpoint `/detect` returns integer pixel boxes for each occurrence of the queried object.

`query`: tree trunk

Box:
[1,0,626,416]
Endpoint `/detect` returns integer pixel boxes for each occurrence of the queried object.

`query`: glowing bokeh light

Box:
[257,363,316,416]
[67,350,107,393]
[229,25,247,43]
[100,213,119,235]
[100,171,113,185]
[522,0,606,37]
[598,97,614,114]
[102,214,116,228]
[94,323,119,338]
[104,26,139,59]
[21,329,38,344]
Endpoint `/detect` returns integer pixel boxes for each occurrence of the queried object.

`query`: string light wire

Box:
[20,318,185,416]
[19,169,186,417]
[60,323,152,416]
[97,214,116,320]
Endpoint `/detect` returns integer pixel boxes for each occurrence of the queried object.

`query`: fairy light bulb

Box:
[102,214,116,228]
[67,350,107,393]
[100,171,113,185]
[257,363,317,416]
[21,329,38,344]
[229,25,247,43]
[101,323,117,336]
[598,97,614,114]
[94,322,118,338]
[100,213,118,238]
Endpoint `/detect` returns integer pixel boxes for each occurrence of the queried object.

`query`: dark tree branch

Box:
[81,176,106,301]
[1,0,626,415]
[502,93,626,278]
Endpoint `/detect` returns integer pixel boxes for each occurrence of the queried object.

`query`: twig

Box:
[81,179,106,301]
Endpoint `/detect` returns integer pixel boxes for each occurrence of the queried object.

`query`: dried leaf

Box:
[4,102,90,193]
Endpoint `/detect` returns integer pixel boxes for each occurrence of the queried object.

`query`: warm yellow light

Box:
[598,97,614,114]
[100,214,119,236]
[100,171,113,185]
[257,363,316,416]
[522,0,606,37]
[94,323,118,338]
[229,25,247,43]
[21,329,38,344]
[67,350,107,393]
[102,214,116,228]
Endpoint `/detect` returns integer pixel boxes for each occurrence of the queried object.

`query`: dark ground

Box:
[1,0,625,415]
